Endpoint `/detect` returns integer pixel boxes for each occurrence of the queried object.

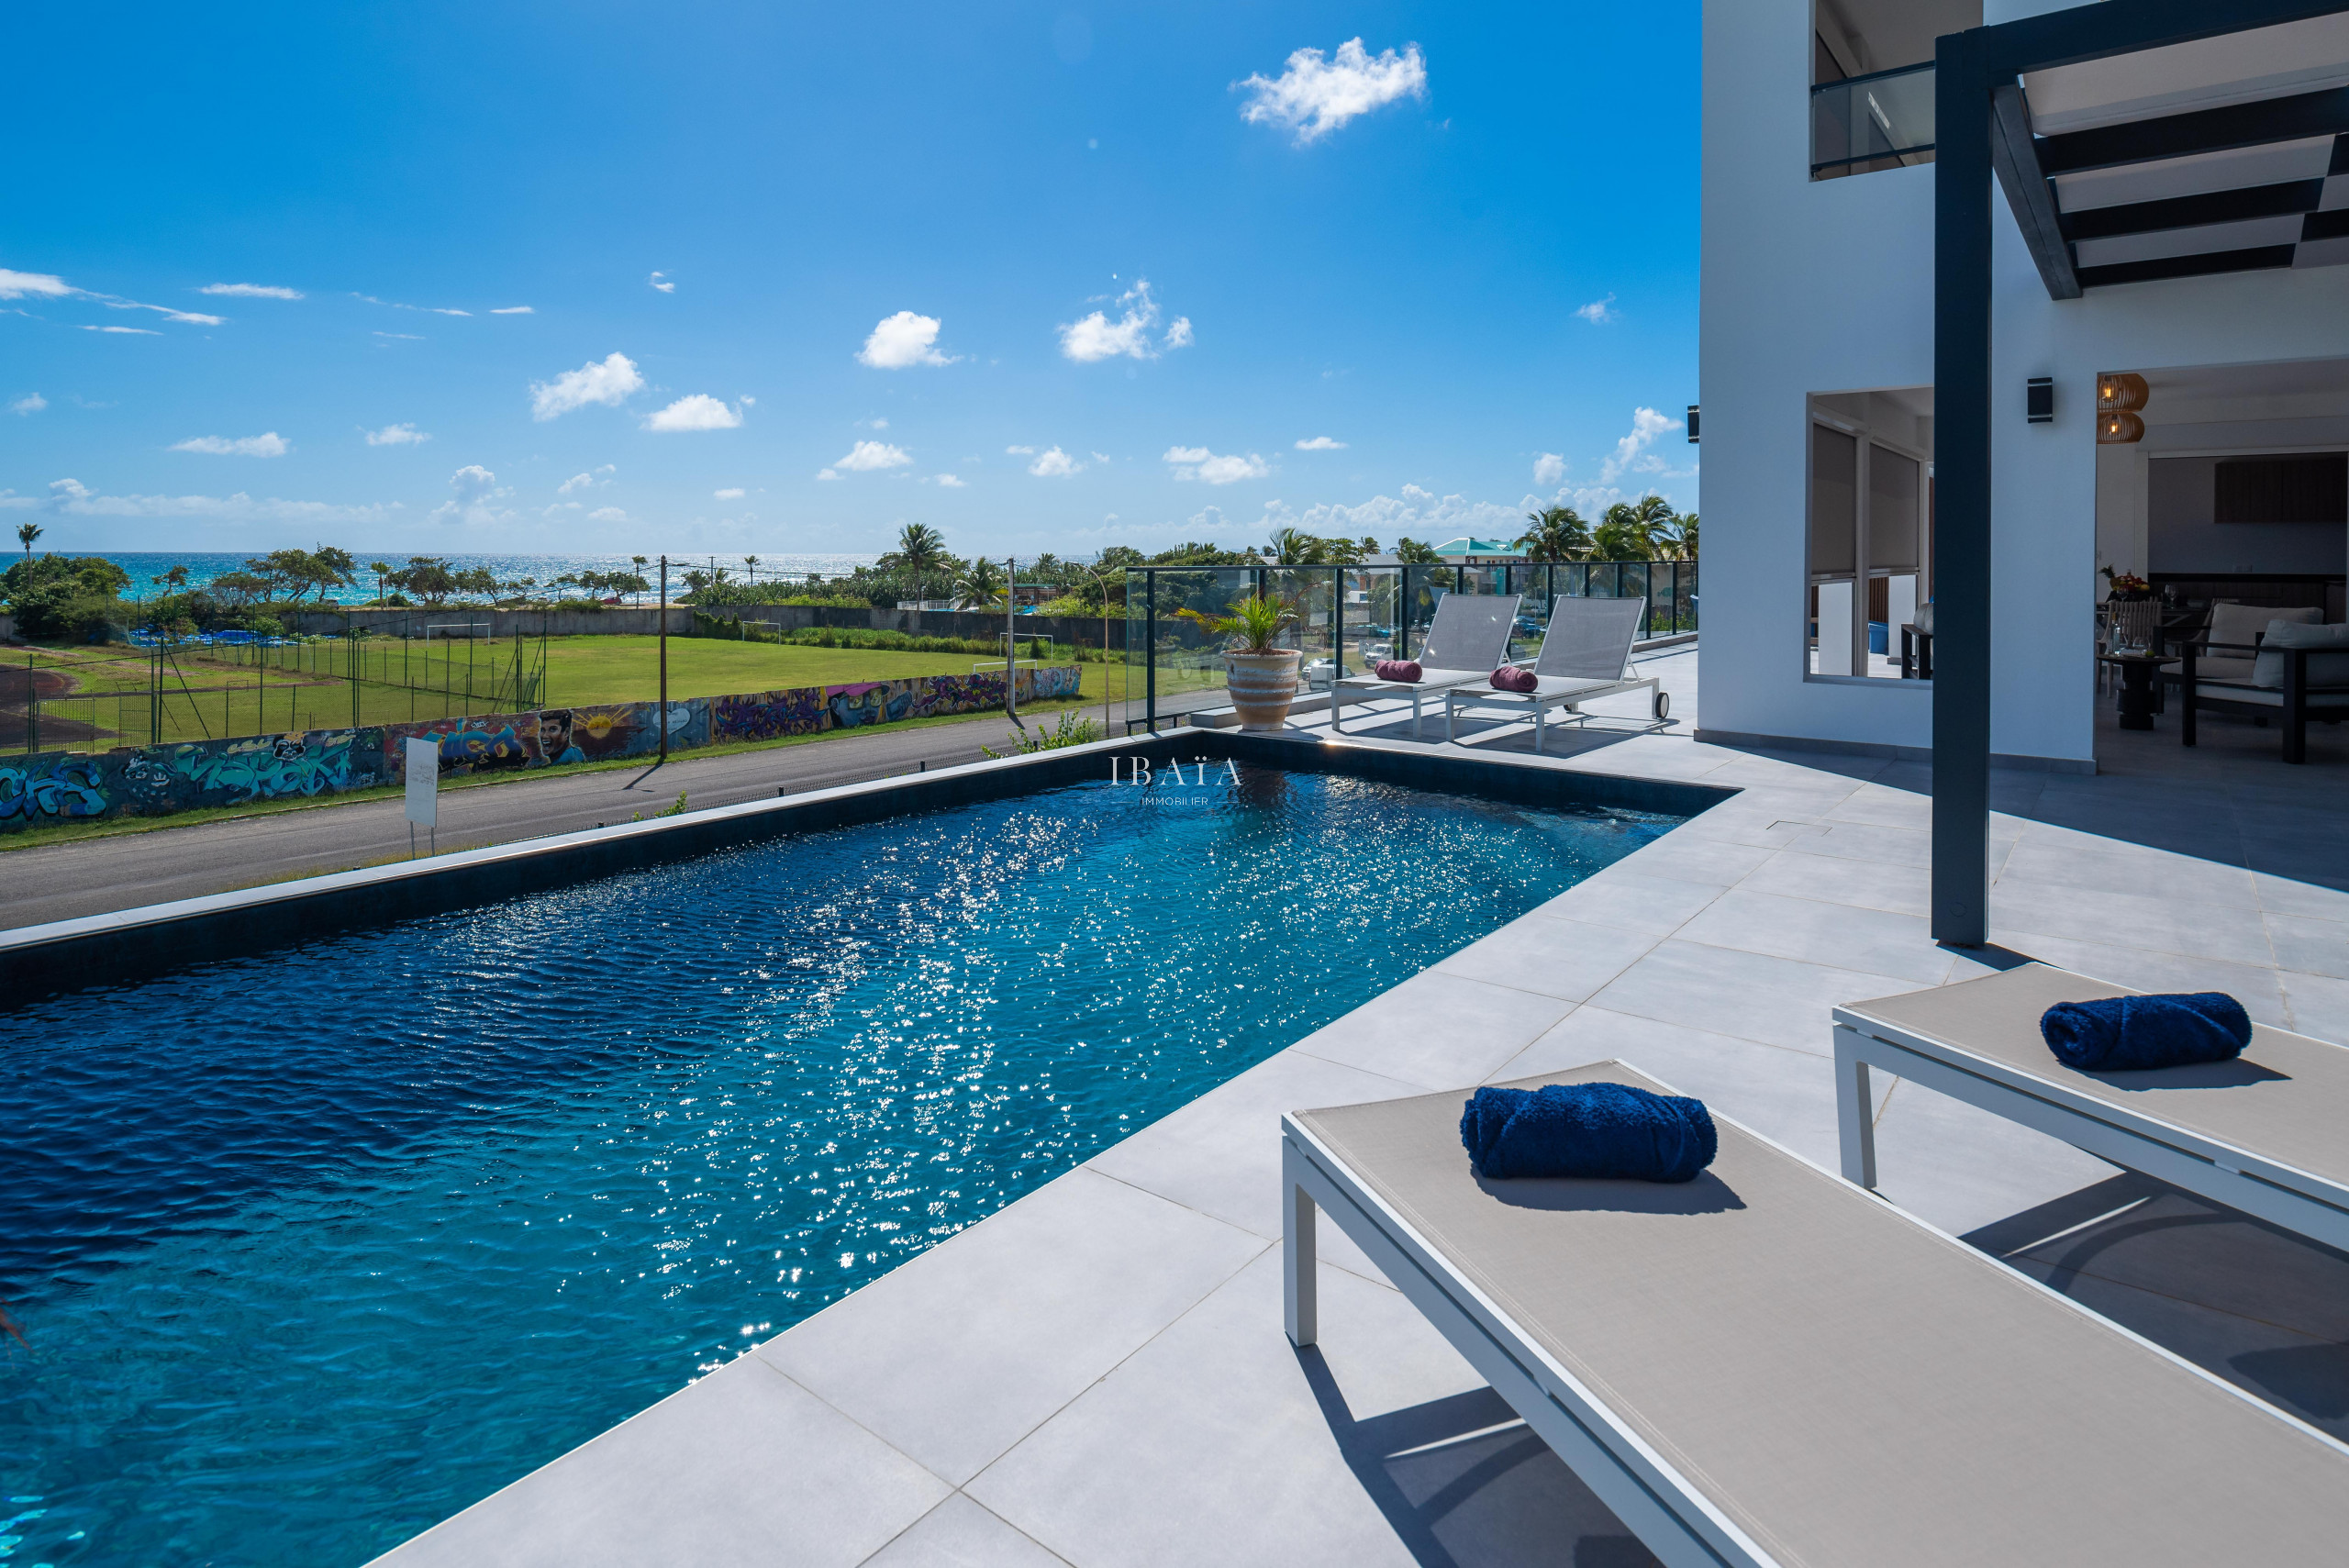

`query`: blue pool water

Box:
[0,765,1677,1566]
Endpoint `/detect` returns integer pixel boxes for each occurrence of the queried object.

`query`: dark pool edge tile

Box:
[0,728,1734,1008]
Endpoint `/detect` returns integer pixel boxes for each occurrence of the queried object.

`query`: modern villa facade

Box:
[1699,0,2349,774]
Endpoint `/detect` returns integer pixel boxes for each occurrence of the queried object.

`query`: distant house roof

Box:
[1430,538,1527,558]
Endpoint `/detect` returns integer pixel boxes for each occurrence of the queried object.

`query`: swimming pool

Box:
[0,762,1679,1566]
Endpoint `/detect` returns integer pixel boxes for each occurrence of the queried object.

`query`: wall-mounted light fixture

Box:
[2025,377,2054,423]
[2095,371,2149,443]
[1686,405,1699,443]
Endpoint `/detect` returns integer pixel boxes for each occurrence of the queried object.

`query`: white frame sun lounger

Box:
[1284,1060,2349,1568]
[1833,962,2349,1252]
[1442,595,1664,751]
[1329,593,1522,739]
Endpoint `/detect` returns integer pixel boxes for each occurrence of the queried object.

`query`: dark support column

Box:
[1144,572,1158,733]
[1932,28,1993,948]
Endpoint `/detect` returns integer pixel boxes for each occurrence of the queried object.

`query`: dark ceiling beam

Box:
[2039,84,2349,176]
[2074,243,2299,289]
[1990,85,2082,300]
[1987,1,2349,77]
[2061,178,2325,240]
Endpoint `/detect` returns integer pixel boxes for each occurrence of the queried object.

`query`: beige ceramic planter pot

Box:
[1225,649,1303,731]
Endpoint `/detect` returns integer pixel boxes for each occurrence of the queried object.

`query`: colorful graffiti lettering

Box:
[1026,665,1083,701]
[0,755,111,823]
[713,688,828,743]
[146,728,384,806]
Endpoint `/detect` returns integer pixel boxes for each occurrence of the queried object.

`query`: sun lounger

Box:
[1284,1060,2349,1567]
[1330,593,1522,738]
[1442,596,1664,751]
[1833,962,2349,1251]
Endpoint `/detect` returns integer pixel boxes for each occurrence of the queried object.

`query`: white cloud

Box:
[1575,294,1619,325]
[1236,39,1427,144]
[857,310,954,368]
[354,293,470,317]
[1057,278,1190,362]
[556,466,613,495]
[530,351,643,420]
[830,439,912,473]
[1599,406,1684,484]
[817,468,840,481]
[201,283,302,300]
[104,301,226,325]
[14,475,399,524]
[642,394,743,431]
[649,271,675,293]
[429,465,514,527]
[588,506,628,521]
[1295,436,1346,450]
[931,473,967,488]
[1261,483,1524,542]
[740,395,756,406]
[373,330,422,340]
[1163,445,1269,484]
[490,305,533,314]
[81,324,160,335]
[363,422,429,446]
[714,486,746,500]
[1006,444,1037,455]
[0,269,73,299]
[1028,446,1083,477]
[1532,452,1565,485]
[862,415,887,428]
[10,394,45,416]
[171,432,290,457]
[449,465,497,504]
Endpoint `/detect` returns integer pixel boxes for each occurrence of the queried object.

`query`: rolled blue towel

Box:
[1459,1082,1717,1183]
[2039,992,2251,1072]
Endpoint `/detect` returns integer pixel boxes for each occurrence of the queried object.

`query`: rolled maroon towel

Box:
[1490,665,1538,693]
[1374,659,1421,683]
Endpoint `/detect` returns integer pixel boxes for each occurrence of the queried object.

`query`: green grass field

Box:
[13,634,1226,748]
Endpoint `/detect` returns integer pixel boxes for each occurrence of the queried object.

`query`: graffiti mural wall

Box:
[0,752,114,826]
[0,668,1079,831]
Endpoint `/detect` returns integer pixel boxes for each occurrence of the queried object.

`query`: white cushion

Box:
[2208,600,2317,654]
[2252,619,2349,688]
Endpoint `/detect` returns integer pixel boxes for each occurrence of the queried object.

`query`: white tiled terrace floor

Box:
[377,647,2349,1568]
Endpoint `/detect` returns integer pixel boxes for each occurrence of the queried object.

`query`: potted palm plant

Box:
[1177,590,1302,731]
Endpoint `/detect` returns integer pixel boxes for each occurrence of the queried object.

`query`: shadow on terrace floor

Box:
[1296,1350,1662,1568]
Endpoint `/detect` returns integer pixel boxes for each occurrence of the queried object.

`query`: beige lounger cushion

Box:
[1296,1060,2349,1568]
[1842,962,2349,1190]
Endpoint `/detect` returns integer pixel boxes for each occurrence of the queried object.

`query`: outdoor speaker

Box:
[1686,405,1699,443]
[2025,377,2054,423]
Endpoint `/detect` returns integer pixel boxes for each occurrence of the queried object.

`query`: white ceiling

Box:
[2139,357,2349,402]
[2024,14,2349,136]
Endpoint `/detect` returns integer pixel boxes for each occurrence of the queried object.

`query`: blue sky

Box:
[2,2,1698,562]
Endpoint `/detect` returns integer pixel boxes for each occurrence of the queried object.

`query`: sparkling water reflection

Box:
[0,766,1677,1565]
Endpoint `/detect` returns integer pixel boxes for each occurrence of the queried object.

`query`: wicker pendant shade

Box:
[2096,373,2150,413]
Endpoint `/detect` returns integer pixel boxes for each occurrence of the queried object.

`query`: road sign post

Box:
[404,735,439,858]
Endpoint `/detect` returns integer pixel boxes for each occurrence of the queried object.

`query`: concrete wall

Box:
[1701,0,2349,765]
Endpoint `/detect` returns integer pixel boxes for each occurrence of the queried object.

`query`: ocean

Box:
[54,552,886,606]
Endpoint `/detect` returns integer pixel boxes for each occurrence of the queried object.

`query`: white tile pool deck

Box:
[375,648,2349,1567]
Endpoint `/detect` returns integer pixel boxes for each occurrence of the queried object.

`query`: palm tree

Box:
[881,522,951,600]
[1594,495,1678,561]
[1264,526,1324,566]
[1654,513,1698,559]
[17,521,40,558]
[953,557,1006,609]
[1514,505,1591,562]
[630,554,651,605]
[368,560,394,603]
[743,554,760,585]
[1394,537,1444,565]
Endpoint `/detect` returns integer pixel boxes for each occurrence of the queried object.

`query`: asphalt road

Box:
[2,697,1203,931]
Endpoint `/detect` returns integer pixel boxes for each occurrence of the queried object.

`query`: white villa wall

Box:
[1703,0,2349,765]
